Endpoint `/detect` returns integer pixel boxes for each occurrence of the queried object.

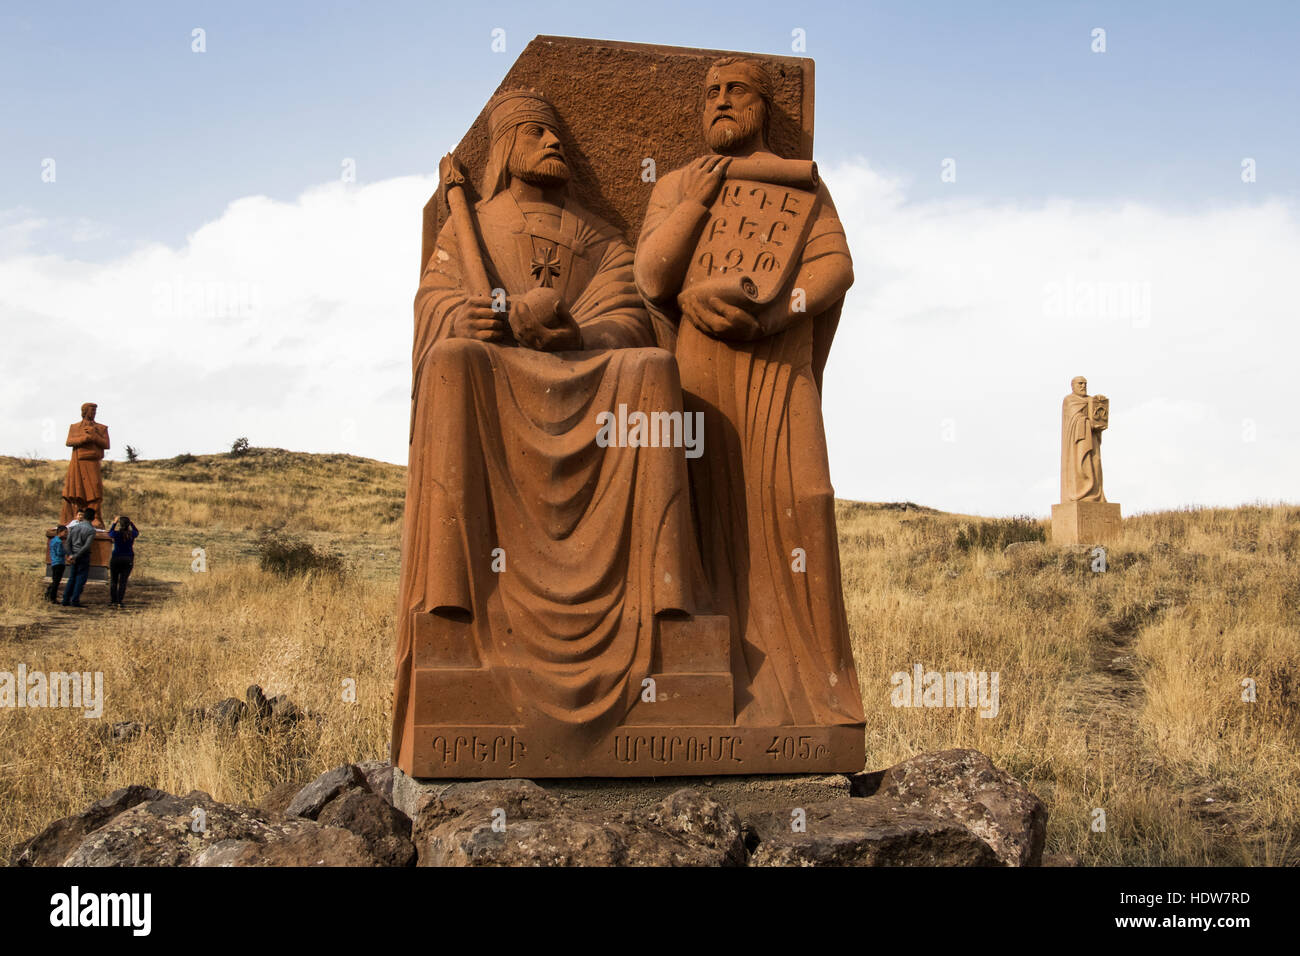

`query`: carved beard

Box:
[508,151,570,188]
[706,105,763,153]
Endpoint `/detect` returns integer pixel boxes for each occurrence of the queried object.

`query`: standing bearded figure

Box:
[392,90,699,771]
[1061,375,1107,502]
[61,403,109,527]
[634,58,864,728]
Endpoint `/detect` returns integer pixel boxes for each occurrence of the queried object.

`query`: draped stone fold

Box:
[392,191,697,767]
[1060,391,1105,502]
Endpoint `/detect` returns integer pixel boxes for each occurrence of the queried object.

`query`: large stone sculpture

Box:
[634,56,864,730]
[393,37,865,779]
[1052,376,1121,544]
[61,402,109,527]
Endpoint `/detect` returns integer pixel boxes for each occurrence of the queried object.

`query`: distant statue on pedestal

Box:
[1053,376,1120,544]
[61,402,110,527]
[1060,376,1108,502]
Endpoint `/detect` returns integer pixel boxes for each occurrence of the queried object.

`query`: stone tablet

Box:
[392,37,865,779]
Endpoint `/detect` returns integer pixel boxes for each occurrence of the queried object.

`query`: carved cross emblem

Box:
[530,245,561,287]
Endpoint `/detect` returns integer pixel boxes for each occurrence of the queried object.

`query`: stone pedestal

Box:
[402,609,865,778]
[1051,501,1122,545]
[43,529,111,582]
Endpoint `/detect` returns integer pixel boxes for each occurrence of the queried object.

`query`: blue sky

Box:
[5,0,1297,258]
[3,2,1298,515]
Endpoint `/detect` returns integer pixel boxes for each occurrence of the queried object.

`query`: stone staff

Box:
[408,155,504,442]
[437,153,492,296]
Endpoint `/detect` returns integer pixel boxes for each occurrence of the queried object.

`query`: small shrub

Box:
[955,516,1046,552]
[169,453,198,466]
[230,437,251,457]
[124,445,139,462]
[256,530,346,579]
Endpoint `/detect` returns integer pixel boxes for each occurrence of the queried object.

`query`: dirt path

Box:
[1076,615,1146,754]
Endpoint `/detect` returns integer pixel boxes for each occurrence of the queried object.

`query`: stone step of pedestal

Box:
[625,672,733,725]
[654,614,729,672]
[411,668,518,725]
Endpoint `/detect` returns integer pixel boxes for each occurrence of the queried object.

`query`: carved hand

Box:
[677,284,764,341]
[508,287,582,351]
[450,294,511,342]
[678,155,732,208]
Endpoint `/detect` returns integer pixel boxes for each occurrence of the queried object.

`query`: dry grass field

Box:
[1,449,1296,865]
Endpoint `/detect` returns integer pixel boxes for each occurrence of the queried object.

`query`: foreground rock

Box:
[404,749,1044,867]
[413,780,746,867]
[10,785,168,867]
[851,749,1047,866]
[745,800,1000,866]
[12,750,1044,867]
[19,790,379,866]
[315,789,415,867]
[13,760,414,867]
[284,764,366,819]
[393,768,851,819]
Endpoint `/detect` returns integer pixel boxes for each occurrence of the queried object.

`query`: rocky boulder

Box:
[852,749,1047,866]
[20,789,381,867]
[12,751,1045,867]
[316,789,415,867]
[413,780,746,866]
[193,685,308,733]
[11,785,169,867]
[745,800,1000,866]
[277,761,415,866]
[192,828,377,867]
[284,763,366,820]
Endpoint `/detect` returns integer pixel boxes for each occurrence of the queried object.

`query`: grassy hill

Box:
[1,450,1297,864]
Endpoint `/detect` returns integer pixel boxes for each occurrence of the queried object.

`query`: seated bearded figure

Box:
[392,89,701,771]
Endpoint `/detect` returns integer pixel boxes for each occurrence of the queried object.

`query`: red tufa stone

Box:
[393,37,864,779]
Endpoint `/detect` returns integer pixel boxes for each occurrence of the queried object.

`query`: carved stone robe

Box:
[1061,393,1105,502]
[61,421,109,526]
[392,190,697,768]
[637,167,865,729]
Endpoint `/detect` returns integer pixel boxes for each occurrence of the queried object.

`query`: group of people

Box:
[46,509,138,608]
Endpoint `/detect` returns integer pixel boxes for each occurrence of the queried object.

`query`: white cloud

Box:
[0,176,433,465]
[820,159,1300,515]
[2,162,1295,516]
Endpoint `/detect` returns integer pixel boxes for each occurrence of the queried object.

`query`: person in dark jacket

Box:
[107,514,138,607]
[62,508,96,607]
[46,525,67,602]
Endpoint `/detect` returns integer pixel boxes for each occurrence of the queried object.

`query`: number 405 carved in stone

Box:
[766,735,828,760]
